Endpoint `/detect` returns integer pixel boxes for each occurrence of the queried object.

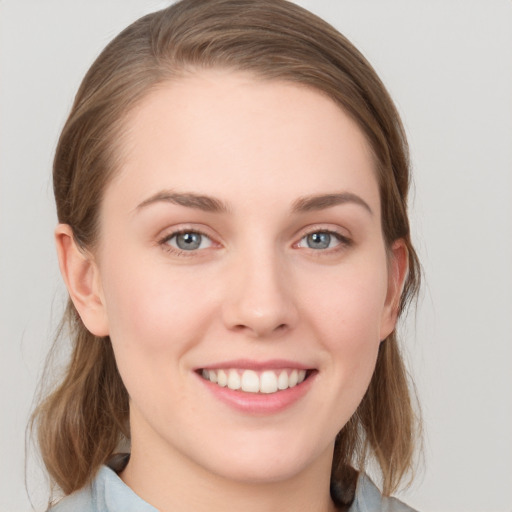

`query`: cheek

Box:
[306,259,389,346]
[100,254,218,362]
[99,260,213,414]
[302,256,388,399]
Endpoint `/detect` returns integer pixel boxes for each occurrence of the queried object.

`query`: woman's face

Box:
[89,71,403,483]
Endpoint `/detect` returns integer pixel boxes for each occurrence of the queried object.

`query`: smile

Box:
[200,368,309,394]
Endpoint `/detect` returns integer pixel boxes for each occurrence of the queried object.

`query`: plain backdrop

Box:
[1,1,511,511]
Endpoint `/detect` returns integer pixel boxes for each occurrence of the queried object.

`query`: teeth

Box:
[241,370,260,392]
[201,368,308,394]
[277,370,288,390]
[289,369,298,387]
[228,369,241,390]
[260,371,278,393]
[217,369,228,387]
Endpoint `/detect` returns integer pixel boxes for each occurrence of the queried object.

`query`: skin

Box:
[56,70,408,512]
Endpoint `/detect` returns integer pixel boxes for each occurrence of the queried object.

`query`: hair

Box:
[31,0,421,506]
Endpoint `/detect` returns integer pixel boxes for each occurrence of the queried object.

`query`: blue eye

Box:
[165,231,212,251]
[298,231,344,250]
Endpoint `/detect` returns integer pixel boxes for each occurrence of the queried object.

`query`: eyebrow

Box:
[136,191,229,213]
[135,190,372,216]
[291,192,373,215]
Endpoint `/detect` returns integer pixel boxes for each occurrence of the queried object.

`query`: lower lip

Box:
[197,372,316,415]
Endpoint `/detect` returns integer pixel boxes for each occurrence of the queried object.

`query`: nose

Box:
[221,250,299,338]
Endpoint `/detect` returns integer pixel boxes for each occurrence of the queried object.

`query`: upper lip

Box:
[197,359,314,371]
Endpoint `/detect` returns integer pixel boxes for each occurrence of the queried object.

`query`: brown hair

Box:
[32,0,421,505]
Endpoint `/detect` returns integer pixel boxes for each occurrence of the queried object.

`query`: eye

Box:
[297,231,347,250]
[164,231,213,251]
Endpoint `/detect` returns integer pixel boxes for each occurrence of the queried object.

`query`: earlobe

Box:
[380,239,409,340]
[55,224,109,337]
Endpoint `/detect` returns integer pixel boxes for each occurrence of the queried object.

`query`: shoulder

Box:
[347,474,418,512]
[48,463,158,512]
[48,482,94,512]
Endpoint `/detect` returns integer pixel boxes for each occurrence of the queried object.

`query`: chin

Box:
[191,433,334,485]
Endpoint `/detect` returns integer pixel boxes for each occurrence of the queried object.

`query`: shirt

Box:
[49,459,417,512]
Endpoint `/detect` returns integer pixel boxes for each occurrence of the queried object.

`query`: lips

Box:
[201,368,308,394]
[197,361,317,414]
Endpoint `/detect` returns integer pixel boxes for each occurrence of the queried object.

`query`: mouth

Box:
[198,368,314,394]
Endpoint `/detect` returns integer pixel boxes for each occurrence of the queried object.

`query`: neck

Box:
[121,433,338,512]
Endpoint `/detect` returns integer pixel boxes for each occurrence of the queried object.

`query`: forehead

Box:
[108,70,380,214]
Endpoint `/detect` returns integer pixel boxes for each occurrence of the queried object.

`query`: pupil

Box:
[308,232,330,249]
[177,232,201,250]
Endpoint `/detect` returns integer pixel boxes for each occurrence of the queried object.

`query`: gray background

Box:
[1,1,511,511]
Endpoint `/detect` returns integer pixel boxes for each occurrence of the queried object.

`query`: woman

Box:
[32,0,421,510]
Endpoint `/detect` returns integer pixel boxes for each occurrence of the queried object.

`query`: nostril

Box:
[232,323,287,333]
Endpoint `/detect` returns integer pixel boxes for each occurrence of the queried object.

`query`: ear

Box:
[55,224,109,336]
[379,239,409,341]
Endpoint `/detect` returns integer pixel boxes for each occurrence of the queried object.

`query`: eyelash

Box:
[157,227,352,257]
